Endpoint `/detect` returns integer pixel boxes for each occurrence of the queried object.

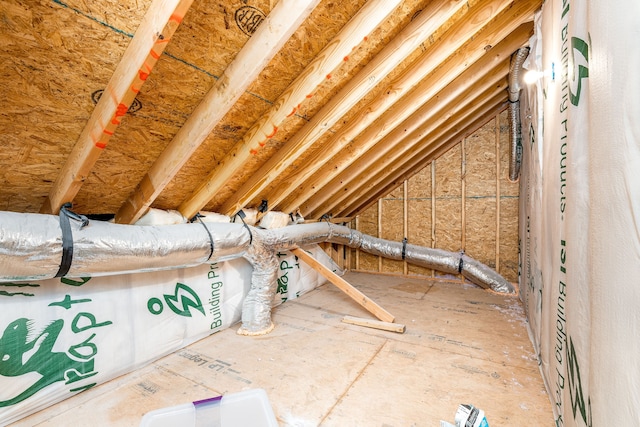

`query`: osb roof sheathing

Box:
[0,0,541,221]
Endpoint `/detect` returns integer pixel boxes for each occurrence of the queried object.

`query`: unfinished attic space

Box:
[1,0,639,425]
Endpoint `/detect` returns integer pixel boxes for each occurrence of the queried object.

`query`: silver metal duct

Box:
[508,47,530,182]
[0,211,251,281]
[238,222,515,333]
[246,222,514,293]
[0,211,514,335]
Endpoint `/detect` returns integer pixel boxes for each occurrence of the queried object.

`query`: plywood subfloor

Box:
[12,272,553,426]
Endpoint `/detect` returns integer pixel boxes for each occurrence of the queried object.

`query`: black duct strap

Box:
[194,213,215,262]
[401,237,408,260]
[458,252,465,274]
[235,210,253,245]
[55,203,89,278]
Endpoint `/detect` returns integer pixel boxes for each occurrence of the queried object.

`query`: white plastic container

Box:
[140,389,278,427]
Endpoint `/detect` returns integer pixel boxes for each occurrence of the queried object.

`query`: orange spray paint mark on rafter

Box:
[286,104,302,118]
[251,125,279,153]
[170,13,184,24]
[266,125,278,139]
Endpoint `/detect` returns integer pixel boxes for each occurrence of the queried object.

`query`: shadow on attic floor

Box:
[13,271,553,426]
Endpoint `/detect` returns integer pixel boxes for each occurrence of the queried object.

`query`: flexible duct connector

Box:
[508,47,530,182]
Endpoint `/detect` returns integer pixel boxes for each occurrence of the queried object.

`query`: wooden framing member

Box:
[306,65,512,220]
[177,0,402,220]
[461,136,467,250]
[295,20,534,217]
[403,180,408,275]
[342,93,509,219]
[271,0,523,216]
[431,161,437,278]
[113,0,322,224]
[342,316,406,334]
[377,199,383,273]
[217,0,466,218]
[495,112,502,271]
[40,0,194,215]
[291,247,395,323]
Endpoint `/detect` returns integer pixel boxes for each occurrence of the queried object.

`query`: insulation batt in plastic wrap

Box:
[0,244,335,424]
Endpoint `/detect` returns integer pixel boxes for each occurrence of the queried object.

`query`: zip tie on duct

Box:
[457,251,465,274]
[234,210,253,245]
[193,213,215,262]
[402,237,408,260]
[55,203,89,278]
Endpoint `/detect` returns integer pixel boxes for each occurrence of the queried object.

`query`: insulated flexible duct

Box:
[0,211,514,335]
[0,211,251,281]
[508,47,530,182]
[238,222,514,334]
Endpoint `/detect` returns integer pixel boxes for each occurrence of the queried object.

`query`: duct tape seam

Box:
[54,203,89,278]
[402,237,408,260]
[194,213,215,261]
[457,251,464,274]
[235,210,253,244]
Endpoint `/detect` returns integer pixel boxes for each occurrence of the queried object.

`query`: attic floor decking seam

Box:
[317,338,388,425]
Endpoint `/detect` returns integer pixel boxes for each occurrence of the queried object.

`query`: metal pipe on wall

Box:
[508,47,530,181]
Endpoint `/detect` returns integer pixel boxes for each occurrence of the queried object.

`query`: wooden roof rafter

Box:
[292,21,534,218]
[310,79,510,219]
[176,0,405,221]
[216,0,469,218]
[40,0,195,215]
[337,89,511,219]
[262,0,521,217]
[274,6,536,218]
[114,0,323,224]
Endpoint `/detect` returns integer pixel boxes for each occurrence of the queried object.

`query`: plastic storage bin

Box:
[140,388,278,427]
